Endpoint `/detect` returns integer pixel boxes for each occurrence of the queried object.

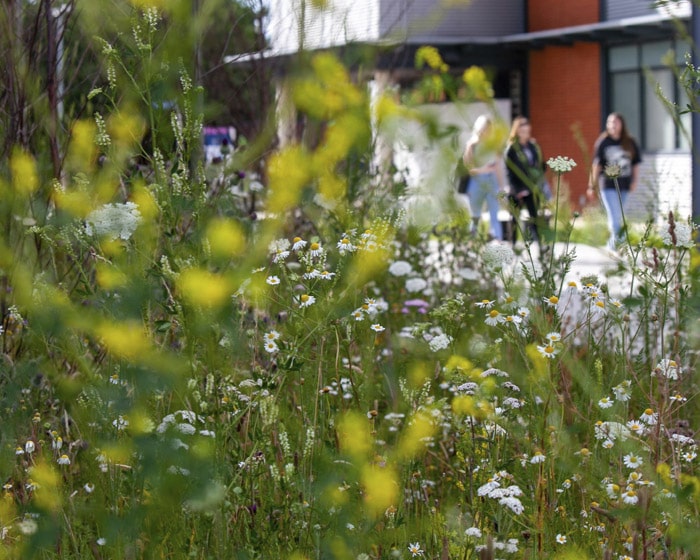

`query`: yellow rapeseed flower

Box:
[97,320,151,359]
[10,148,39,196]
[361,464,398,517]
[397,411,437,459]
[337,411,372,460]
[28,461,61,512]
[206,218,246,258]
[267,145,312,214]
[415,46,446,71]
[96,263,128,290]
[67,120,98,173]
[462,66,494,101]
[177,268,231,309]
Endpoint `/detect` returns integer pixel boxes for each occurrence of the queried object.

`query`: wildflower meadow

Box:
[0,3,699,560]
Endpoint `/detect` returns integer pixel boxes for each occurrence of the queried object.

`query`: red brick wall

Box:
[529,43,601,209]
[528,0,599,30]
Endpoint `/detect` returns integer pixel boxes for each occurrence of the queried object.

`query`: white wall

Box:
[267,0,379,55]
[629,153,693,222]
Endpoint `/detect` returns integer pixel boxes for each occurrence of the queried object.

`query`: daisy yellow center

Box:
[301,294,310,303]
[310,243,320,251]
[549,296,559,304]
[293,237,302,243]
[644,408,653,415]
[341,238,350,245]
[670,360,677,367]
[545,345,554,354]
[595,301,605,308]
[489,310,499,318]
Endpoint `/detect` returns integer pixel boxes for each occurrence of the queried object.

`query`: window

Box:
[608,40,690,151]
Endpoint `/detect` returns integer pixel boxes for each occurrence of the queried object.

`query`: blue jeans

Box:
[468,172,503,240]
[600,187,629,250]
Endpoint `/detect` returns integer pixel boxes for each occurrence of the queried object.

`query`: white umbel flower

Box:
[85,202,142,241]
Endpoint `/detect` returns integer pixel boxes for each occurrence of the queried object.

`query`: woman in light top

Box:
[462,115,505,241]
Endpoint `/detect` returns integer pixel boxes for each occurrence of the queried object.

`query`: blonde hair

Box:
[472,114,492,137]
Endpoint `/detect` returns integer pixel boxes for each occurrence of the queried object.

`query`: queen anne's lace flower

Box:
[85,202,142,241]
[428,333,452,352]
[405,277,428,293]
[388,260,412,276]
[660,220,695,249]
[482,242,514,270]
[547,156,577,173]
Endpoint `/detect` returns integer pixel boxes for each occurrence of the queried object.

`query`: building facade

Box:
[265,0,693,219]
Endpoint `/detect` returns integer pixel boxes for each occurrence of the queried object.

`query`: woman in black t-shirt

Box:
[587,112,642,251]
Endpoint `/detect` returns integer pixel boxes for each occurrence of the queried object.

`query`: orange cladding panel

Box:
[529,43,601,210]
[528,0,599,30]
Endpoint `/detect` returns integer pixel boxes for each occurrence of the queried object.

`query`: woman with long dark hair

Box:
[587,112,642,251]
[504,116,549,253]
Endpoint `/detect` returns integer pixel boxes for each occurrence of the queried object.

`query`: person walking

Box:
[504,116,550,253]
[587,112,642,252]
[462,115,505,241]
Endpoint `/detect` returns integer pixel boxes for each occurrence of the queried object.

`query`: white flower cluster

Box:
[653,358,680,380]
[157,409,214,438]
[482,241,515,271]
[547,156,577,173]
[660,220,695,249]
[476,471,524,515]
[427,332,452,352]
[388,260,413,277]
[85,202,142,241]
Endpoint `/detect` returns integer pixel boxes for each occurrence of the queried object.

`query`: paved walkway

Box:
[553,242,632,297]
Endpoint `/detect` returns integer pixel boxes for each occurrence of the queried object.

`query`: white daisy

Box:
[292,236,307,251]
[598,396,614,409]
[298,294,316,308]
[623,453,643,469]
[485,309,505,326]
[407,542,424,557]
[653,358,680,380]
[639,408,658,425]
[537,344,558,359]
[308,242,324,258]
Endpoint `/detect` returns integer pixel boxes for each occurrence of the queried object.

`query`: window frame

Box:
[606,39,690,153]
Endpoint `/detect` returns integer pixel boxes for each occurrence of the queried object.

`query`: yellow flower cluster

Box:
[415,46,449,73]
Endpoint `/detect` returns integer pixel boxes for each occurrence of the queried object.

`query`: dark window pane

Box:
[611,72,641,141]
[644,69,675,151]
[609,45,638,71]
